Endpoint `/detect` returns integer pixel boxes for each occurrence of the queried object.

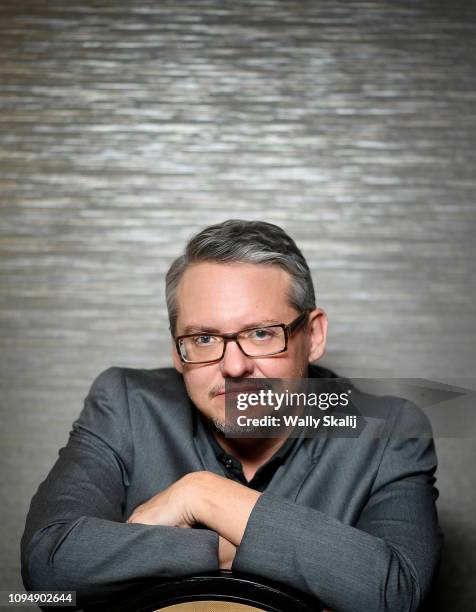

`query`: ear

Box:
[172,340,184,374]
[307,308,328,362]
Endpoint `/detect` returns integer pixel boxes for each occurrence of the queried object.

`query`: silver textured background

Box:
[1,0,475,608]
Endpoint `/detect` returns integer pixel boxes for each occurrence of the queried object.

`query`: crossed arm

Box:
[127,471,261,569]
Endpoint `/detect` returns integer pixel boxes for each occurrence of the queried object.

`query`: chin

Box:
[210,417,257,436]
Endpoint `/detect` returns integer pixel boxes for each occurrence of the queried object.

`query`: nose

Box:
[220,339,255,378]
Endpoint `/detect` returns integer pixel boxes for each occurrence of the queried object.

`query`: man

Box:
[21,219,441,611]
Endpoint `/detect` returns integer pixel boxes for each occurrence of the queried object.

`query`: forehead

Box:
[175,261,296,333]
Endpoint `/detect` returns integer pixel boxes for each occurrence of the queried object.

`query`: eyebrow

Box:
[181,320,282,335]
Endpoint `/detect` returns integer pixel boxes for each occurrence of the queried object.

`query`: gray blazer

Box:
[21,365,442,611]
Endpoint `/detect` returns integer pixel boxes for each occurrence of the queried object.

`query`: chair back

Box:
[112,571,323,612]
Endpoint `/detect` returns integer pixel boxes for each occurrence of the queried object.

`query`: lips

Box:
[215,385,265,396]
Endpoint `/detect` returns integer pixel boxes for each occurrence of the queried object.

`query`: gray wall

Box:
[1,1,475,609]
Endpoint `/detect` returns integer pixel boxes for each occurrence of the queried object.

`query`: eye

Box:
[194,335,217,346]
[249,328,275,341]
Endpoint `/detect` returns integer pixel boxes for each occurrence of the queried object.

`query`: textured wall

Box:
[1,1,475,608]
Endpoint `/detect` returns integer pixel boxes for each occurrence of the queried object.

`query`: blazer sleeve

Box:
[21,367,219,606]
[231,401,442,612]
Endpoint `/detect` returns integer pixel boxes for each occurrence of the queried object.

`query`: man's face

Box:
[172,261,327,431]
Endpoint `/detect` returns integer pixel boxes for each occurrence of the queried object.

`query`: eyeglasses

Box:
[175,311,309,364]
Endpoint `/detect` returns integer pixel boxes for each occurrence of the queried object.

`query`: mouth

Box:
[214,385,268,397]
[215,389,252,397]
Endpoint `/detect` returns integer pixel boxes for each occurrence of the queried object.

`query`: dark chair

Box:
[112,571,324,612]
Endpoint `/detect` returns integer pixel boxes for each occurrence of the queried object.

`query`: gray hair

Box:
[165,219,316,335]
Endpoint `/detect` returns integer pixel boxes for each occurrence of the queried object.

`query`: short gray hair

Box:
[165,219,316,335]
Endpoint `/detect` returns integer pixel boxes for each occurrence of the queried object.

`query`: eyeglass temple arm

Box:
[287,310,310,334]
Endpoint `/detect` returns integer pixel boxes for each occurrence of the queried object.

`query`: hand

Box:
[191,471,261,546]
[218,535,237,570]
[126,474,197,528]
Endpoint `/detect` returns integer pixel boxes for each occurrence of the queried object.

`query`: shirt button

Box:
[224,458,233,469]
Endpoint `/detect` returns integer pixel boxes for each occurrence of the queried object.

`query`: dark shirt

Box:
[199,412,298,491]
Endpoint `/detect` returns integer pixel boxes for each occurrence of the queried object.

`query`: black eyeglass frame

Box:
[175,310,310,364]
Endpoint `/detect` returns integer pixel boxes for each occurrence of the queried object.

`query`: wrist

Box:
[182,471,214,526]
[218,535,236,570]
